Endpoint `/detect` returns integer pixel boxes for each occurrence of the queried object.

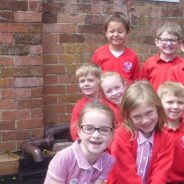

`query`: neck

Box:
[160,53,175,62]
[109,44,125,52]
[167,119,180,129]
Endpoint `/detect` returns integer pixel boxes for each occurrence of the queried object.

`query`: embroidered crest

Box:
[69,178,78,184]
[123,61,133,72]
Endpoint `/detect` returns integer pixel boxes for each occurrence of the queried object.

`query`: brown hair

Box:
[104,12,130,33]
[122,80,167,132]
[78,101,115,129]
[157,81,184,99]
[156,21,183,40]
[76,63,101,79]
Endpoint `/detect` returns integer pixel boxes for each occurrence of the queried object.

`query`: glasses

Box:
[80,125,113,136]
[158,38,178,45]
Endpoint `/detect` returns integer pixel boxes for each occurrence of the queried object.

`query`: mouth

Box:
[89,141,102,145]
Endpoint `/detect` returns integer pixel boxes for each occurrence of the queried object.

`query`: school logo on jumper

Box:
[123,61,133,72]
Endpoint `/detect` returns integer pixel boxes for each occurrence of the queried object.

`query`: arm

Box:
[107,127,143,184]
[149,132,174,184]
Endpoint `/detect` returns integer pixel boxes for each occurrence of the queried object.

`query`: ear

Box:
[155,38,159,47]
[77,126,82,138]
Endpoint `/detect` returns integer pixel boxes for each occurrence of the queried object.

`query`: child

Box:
[107,80,173,184]
[92,12,140,84]
[100,71,126,125]
[44,102,115,184]
[70,63,101,141]
[157,81,184,183]
[141,21,183,90]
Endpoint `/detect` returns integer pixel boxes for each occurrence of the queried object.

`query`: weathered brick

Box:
[43,55,59,64]
[8,23,29,33]
[1,88,31,99]
[31,108,43,119]
[31,87,43,97]
[0,33,13,44]
[0,1,27,11]
[0,121,15,130]
[15,33,41,45]
[43,24,76,33]
[59,34,85,43]
[43,85,65,94]
[15,77,43,87]
[78,24,104,34]
[30,66,43,76]
[16,98,43,109]
[0,67,30,77]
[44,95,58,105]
[0,78,14,87]
[28,1,43,12]
[44,75,59,85]
[30,45,43,55]
[43,42,63,54]
[57,14,85,24]
[0,99,15,109]
[0,11,13,23]
[42,2,64,12]
[66,84,79,93]
[58,94,81,103]
[43,65,65,75]
[14,56,43,66]
[14,12,42,23]
[15,119,43,129]
[0,56,13,66]
[2,130,30,141]
[29,23,42,33]
[42,11,57,23]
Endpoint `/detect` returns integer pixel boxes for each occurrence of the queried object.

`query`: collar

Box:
[137,131,155,145]
[155,53,178,63]
[72,140,103,171]
[165,118,184,132]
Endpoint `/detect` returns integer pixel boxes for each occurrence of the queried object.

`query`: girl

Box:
[107,80,174,184]
[100,72,126,125]
[44,102,115,184]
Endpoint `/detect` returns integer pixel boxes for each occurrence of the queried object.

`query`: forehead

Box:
[107,21,126,29]
[102,76,122,86]
[161,91,184,100]
[130,103,156,115]
[159,31,178,39]
[79,73,98,79]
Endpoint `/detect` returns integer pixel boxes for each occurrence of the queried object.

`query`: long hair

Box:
[122,80,167,133]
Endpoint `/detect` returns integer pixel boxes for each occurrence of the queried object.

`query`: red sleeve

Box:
[132,54,141,82]
[148,131,174,184]
[107,127,143,184]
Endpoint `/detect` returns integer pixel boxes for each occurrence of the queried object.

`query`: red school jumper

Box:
[70,97,91,141]
[92,45,140,84]
[141,54,183,91]
[107,126,174,184]
[167,62,184,84]
[164,119,184,183]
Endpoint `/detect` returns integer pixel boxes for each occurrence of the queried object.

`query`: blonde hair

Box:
[157,81,184,99]
[76,63,101,78]
[156,21,183,40]
[78,101,115,129]
[122,80,167,132]
[104,12,130,33]
[100,71,125,86]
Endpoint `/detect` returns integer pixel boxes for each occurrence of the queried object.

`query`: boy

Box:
[167,41,184,84]
[100,72,126,125]
[92,12,140,84]
[158,81,184,183]
[70,63,101,140]
[141,21,183,91]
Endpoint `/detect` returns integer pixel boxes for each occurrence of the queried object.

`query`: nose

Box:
[92,129,101,138]
[142,116,150,124]
[172,102,179,108]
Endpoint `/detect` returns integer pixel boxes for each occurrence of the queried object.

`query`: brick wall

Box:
[0,0,184,152]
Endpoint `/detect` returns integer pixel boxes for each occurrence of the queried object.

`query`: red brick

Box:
[0,1,27,11]
[59,34,85,43]
[15,119,43,129]
[43,65,65,75]
[30,66,43,76]
[8,23,29,33]
[44,75,59,85]
[15,77,43,87]
[16,98,43,109]
[0,78,14,87]
[43,85,65,94]
[0,67,29,77]
[43,55,59,64]
[58,94,82,103]
[45,104,66,114]
[43,42,63,54]
[66,84,79,93]
[59,74,77,83]
[31,108,43,119]
[42,34,59,44]
[14,12,42,23]
[0,56,13,66]
[0,121,15,130]
[43,24,76,33]
[28,1,43,11]
[1,88,31,99]
[57,14,85,24]
[30,128,44,138]
[2,109,31,121]
[0,99,15,109]
[0,33,13,43]
[30,45,42,55]
[58,114,70,124]
[14,56,43,66]
[44,95,58,105]
[31,87,43,97]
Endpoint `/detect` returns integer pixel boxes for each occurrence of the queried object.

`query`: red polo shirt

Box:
[167,62,184,84]
[164,119,184,183]
[92,45,140,84]
[141,54,183,90]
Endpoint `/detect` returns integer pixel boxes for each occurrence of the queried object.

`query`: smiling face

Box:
[155,31,180,59]
[78,74,100,99]
[78,110,114,162]
[129,103,158,138]
[106,21,128,51]
[161,92,184,124]
[101,75,125,105]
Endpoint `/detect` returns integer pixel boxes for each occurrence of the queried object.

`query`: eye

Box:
[146,111,153,116]
[99,127,111,134]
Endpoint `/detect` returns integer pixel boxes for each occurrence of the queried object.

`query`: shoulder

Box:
[72,97,89,110]
[94,45,109,53]
[125,47,138,55]
[144,54,159,64]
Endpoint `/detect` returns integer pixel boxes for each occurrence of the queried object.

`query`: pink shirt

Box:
[44,140,115,184]
[136,131,154,184]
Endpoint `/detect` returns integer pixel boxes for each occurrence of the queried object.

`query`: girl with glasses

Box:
[44,102,115,184]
